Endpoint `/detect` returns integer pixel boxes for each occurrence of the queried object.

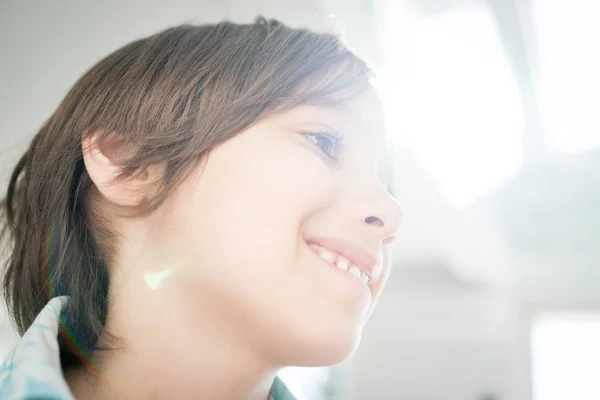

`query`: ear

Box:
[82,132,159,207]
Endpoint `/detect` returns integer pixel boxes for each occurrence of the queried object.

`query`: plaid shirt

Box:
[0,297,296,399]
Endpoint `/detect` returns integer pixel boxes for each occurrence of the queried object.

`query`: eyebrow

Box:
[303,99,356,115]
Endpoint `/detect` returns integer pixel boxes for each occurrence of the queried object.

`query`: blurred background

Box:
[1,0,599,399]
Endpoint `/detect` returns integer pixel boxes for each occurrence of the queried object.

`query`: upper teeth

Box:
[312,246,370,284]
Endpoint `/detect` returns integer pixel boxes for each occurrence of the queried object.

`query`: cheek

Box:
[172,135,334,283]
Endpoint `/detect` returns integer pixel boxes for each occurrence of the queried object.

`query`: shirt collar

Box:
[0,296,297,400]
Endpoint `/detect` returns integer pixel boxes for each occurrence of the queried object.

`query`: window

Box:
[380,3,523,208]
[533,0,600,154]
[531,313,600,400]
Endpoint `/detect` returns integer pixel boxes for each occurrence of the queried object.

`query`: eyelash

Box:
[301,130,345,161]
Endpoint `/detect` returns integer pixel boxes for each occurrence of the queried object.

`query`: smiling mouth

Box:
[307,242,370,285]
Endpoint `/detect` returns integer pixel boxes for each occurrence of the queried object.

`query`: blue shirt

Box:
[0,297,296,399]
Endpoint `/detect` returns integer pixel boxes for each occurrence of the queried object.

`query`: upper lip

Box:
[305,236,382,283]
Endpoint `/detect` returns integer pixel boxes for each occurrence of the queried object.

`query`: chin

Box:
[307,335,361,367]
[283,324,364,367]
[311,340,361,367]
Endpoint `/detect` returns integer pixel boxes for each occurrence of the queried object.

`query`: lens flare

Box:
[144,266,178,290]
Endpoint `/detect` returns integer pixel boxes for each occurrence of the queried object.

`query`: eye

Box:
[301,131,345,161]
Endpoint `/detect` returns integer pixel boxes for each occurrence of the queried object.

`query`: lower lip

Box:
[306,241,371,297]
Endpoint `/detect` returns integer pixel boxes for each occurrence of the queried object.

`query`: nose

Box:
[360,188,403,243]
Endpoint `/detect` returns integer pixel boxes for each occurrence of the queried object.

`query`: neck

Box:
[65,267,278,400]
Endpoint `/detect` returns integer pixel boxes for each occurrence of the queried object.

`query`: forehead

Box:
[332,88,386,130]
[281,89,387,142]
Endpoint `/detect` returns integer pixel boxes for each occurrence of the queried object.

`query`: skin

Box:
[65,87,403,400]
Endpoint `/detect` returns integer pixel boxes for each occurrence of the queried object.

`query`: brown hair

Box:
[1,17,370,368]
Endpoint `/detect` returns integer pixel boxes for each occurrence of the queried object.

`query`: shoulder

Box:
[0,296,75,400]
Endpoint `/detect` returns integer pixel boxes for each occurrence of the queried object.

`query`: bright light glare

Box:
[278,367,331,399]
[532,313,600,400]
[533,0,600,154]
[380,5,523,208]
[144,266,178,290]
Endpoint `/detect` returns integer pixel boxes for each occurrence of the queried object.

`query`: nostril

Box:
[364,215,384,227]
